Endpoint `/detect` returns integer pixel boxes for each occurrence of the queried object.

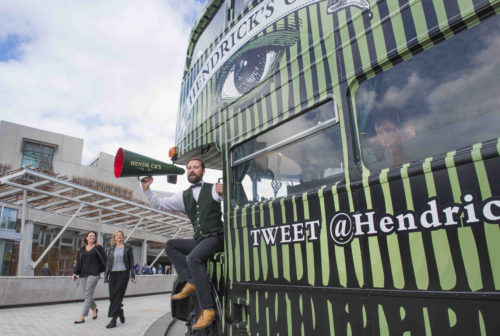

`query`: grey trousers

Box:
[80,275,99,316]
[165,234,224,309]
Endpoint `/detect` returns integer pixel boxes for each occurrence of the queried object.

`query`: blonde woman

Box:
[104,230,136,328]
[72,231,107,324]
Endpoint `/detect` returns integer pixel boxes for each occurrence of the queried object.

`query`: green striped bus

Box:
[167,0,500,334]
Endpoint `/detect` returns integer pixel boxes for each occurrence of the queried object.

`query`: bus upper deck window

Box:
[355,14,500,171]
[233,0,252,19]
[231,100,343,205]
[191,2,227,64]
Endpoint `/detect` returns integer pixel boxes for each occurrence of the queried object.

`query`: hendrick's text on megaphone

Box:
[114,148,185,178]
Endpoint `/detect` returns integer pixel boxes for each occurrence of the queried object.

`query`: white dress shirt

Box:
[144,181,222,213]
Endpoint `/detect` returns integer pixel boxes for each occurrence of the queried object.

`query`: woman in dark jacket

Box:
[104,230,135,328]
[72,231,107,324]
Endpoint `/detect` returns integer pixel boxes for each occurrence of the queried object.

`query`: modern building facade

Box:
[0,120,190,276]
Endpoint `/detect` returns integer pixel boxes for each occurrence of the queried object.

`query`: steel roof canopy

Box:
[0,168,192,239]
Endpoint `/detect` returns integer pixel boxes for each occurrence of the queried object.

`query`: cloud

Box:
[0,0,204,182]
[378,72,432,109]
[426,34,500,118]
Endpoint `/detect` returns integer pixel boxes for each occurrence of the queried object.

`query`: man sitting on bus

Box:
[371,109,415,167]
[141,158,223,331]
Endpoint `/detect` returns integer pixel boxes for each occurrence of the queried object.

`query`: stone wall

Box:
[0,274,174,307]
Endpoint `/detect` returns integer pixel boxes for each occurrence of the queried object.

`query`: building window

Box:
[0,239,18,276]
[21,140,56,170]
[0,207,17,231]
[0,164,11,176]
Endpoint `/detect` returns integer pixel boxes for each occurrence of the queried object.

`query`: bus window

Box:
[191,2,227,64]
[233,0,252,18]
[355,15,500,171]
[231,100,343,205]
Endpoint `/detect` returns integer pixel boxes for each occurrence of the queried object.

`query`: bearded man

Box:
[141,158,223,330]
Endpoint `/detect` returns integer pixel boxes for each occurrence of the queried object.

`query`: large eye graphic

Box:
[213,17,302,110]
[221,48,277,100]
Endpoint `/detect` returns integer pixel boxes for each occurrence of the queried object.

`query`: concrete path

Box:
[0,293,172,336]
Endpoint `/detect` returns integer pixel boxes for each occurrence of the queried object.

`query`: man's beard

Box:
[188,173,202,184]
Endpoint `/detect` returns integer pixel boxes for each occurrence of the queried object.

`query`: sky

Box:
[0,0,219,192]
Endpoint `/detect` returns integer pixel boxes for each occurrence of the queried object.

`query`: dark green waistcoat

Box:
[183,183,223,240]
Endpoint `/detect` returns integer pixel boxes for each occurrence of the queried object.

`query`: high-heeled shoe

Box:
[93,308,98,320]
[74,319,85,324]
[119,309,125,324]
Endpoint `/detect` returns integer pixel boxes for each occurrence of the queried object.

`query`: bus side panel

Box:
[220,0,500,335]
[226,286,500,335]
[225,153,500,335]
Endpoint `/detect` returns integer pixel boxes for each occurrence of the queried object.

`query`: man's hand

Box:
[215,182,223,195]
[131,278,136,283]
[141,176,154,191]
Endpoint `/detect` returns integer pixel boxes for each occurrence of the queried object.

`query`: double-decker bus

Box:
[167,0,500,334]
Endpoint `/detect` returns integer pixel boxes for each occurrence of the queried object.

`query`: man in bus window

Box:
[372,110,415,166]
[141,158,223,330]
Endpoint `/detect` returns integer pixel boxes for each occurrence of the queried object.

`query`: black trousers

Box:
[108,271,129,318]
[165,234,224,309]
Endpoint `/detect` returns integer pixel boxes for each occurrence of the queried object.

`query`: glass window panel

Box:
[39,159,51,171]
[234,100,337,163]
[355,15,500,170]
[21,153,38,168]
[0,239,18,276]
[21,141,54,170]
[24,142,39,153]
[0,164,10,175]
[42,145,54,155]
[1,207,18,230]
[192,3,227,63]
[232,101,343,205]
[233,0,252,18]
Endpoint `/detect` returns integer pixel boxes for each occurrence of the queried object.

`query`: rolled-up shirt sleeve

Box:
[144,189,185,213]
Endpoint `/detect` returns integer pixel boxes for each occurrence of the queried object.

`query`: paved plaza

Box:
[0,293,174,336]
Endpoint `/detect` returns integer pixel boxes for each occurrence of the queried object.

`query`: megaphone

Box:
[114,148,185,178]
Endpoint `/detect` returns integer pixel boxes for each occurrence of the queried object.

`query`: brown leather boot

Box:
[192,309,215,330]
[171,282,196,300]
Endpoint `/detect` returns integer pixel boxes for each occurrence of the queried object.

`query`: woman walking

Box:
[72,231,107,324]
[104,230,136,328]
